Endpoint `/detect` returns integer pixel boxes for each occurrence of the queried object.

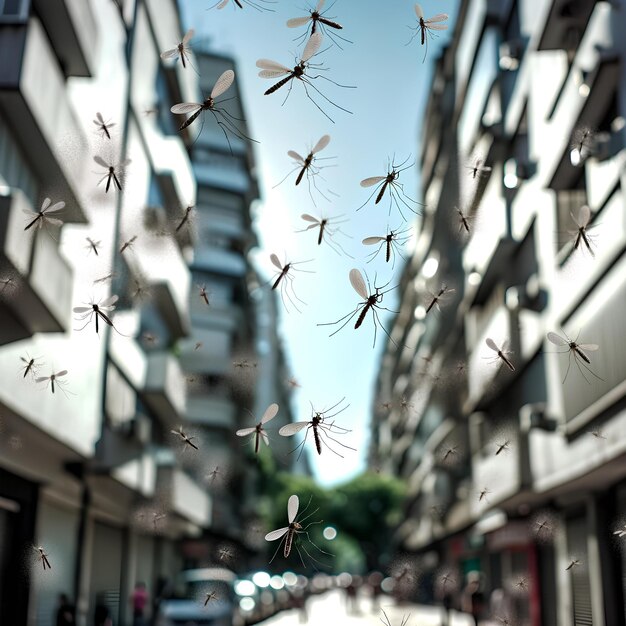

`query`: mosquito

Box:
[94,156,130,193]
[569,205,595,257]
[160,28,195,70]
[286,0,350,49]
[269,253,314,313]
[286,377,301,388]
[613,524,626,538]
[34,546,52,571]
[318,269,398,348]
[514,577,529,592]
[441,573,455,591]
[363,226,412,268]
[466,158,492,179]
[197,285,211,306]
[265,494,327,566]
[571,126,594,162]
[23,197,65,233]
[425,284,455,314]
[171,70,254,152]
[85,237,101,256]
[73,295,120,334]
[589,429,606,439]
[210,0,275,12]
[207,466,224,484]
[455,205,473,235]
[257,32,354,124]
[279,397,354,459]
[233,358,256,369]
[120,235,137,254]
[495,440,511,455]
[20,354,42,380]
[534,519,552,535]
[408,4,449,62]
[204,591,219,606]
[93,272,118,285]
[171,426,198,451]
[357,156,424,221]
[546,331,600,384]
[478,487,490,502]
[93,112,115,139]
[35,370,69,395]
[566,559,581,571]
[380,609,410,626]
[441,445,458,463]
[0,275,17,295]
[236,403,279,454]
[485,338,515,372]
[298,214,352,256]
[175,205,195,232]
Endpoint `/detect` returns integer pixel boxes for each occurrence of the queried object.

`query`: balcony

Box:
[31,0,97,77]
[157,464,211,529]
[192,247,247,278]
[143,351,187,425]
[186,395,236,430]
[0,16,90,215]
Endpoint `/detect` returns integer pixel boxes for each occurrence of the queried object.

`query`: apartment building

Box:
[370,1,626,624]
[0,1,206,624]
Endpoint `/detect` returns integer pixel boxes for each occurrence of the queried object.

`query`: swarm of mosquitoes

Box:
[15,0,623,597]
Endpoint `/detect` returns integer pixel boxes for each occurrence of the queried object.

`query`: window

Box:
[0,0,29,20]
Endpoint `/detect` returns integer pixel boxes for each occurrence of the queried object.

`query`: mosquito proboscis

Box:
[236,403,279,454]
[317,269,399,348]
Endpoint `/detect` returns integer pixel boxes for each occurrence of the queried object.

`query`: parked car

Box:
[156,567,236,626]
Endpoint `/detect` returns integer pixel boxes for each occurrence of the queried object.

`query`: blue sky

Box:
[180,0,458,485]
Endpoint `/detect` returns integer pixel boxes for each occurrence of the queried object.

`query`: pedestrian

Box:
[94,593,112,626]
[461,571,485,626]
[56,593,75,626]
[131,582,149,626]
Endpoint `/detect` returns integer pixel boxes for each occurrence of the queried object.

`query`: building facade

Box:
[0,1,286,625]
[370,1,626,624]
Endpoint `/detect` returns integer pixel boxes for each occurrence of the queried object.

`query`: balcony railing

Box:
[143,351,187,425]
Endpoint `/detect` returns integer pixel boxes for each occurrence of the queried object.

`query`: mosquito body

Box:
[236,403,279,454]
[93,112,115,139]
[589,429,606,440]
[408,4,449,62]
[160,29,194,70]
[478,487,490,502]
[455,206,472,235]
[94,156,130,193]
[120,235,137,254]
[265,494,327,565]
[175,205,195,232]
[34,546,51,571]
[257,32,354,123]
[441,573,455,591]
[570,205,595,257]
[171,426,198,450]
[35,370,69,395]
[566,559,581,571]
[20,354,42,380]
[298,214,351,256]
[442,445,458,463]
[318,269,398,348]
[425,284,455,314]
[207,466,224,484]
[358,156,423,220]
[546,331,600,384]
[495,440,511,456]
[571,127,594,162]
[467,158,492,179]
[279,397,354,459]
[198,285,211,306]
[286,0,349,49]
[269,253,313,313]
[486,338,515,372]
[515,578,529,592]
[363,226,412,268]
[534,519,552,535]
[204,591,218,606]
[73,295,119,334]
[23,197,65,233]
[85,237,101,256]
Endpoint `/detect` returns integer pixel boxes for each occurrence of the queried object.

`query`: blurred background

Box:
[0,1,625,625]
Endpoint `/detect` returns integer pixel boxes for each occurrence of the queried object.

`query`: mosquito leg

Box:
[372,307,402,349]
[273,165,301,189]
[357,184,385,212]
[327,308,364,337]
[320,427,356,452]
[281,78,295,107]
[294,540,308,568]
[268,534,287,564]
[300,80,335,124]
[315,427,345,458]
[301,530,334,557]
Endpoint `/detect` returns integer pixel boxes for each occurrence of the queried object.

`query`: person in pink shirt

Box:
[131,582,149,626]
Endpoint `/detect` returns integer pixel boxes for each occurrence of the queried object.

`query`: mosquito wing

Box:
[54,370,68,378]
[100,294,119,308]
[35,376,50,383]
[288,150,305,164]
[171,103,202,114]
[349,268,368,300]
[216,0,229,7]
[279,421,310,435]
[261,431,269,446]
[160,48,179,60]
[95,112,105,124]
[547,332,568,347]
[301,214,320,224]
[578,205,591,227]
[316,0,325,10]
[73,306,92,313]
[414,4,424,19]
[270,253,283,270]
[44,201,65,214]
[301,31,322,63]
[182,28,194,44]
[287,494,299,523]
[361,176,386,188]
[265,527,289,541]
[261,403,279,424]
[427,23,449,31]
[211,70,235,99]
[362,236,386,245]
[577,343,599,352]
[501,339,510,352]
[236,427,256,437]
[485,338,499,352]
[425,13,448,23]
[256,59,292,74]
[93,156,109,168]
[312,134,330,154]
[286,16,311,28]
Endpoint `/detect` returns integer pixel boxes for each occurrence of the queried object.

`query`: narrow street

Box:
[259,589,475,626]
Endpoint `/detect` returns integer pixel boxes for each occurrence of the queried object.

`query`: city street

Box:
[259,590,475,626]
